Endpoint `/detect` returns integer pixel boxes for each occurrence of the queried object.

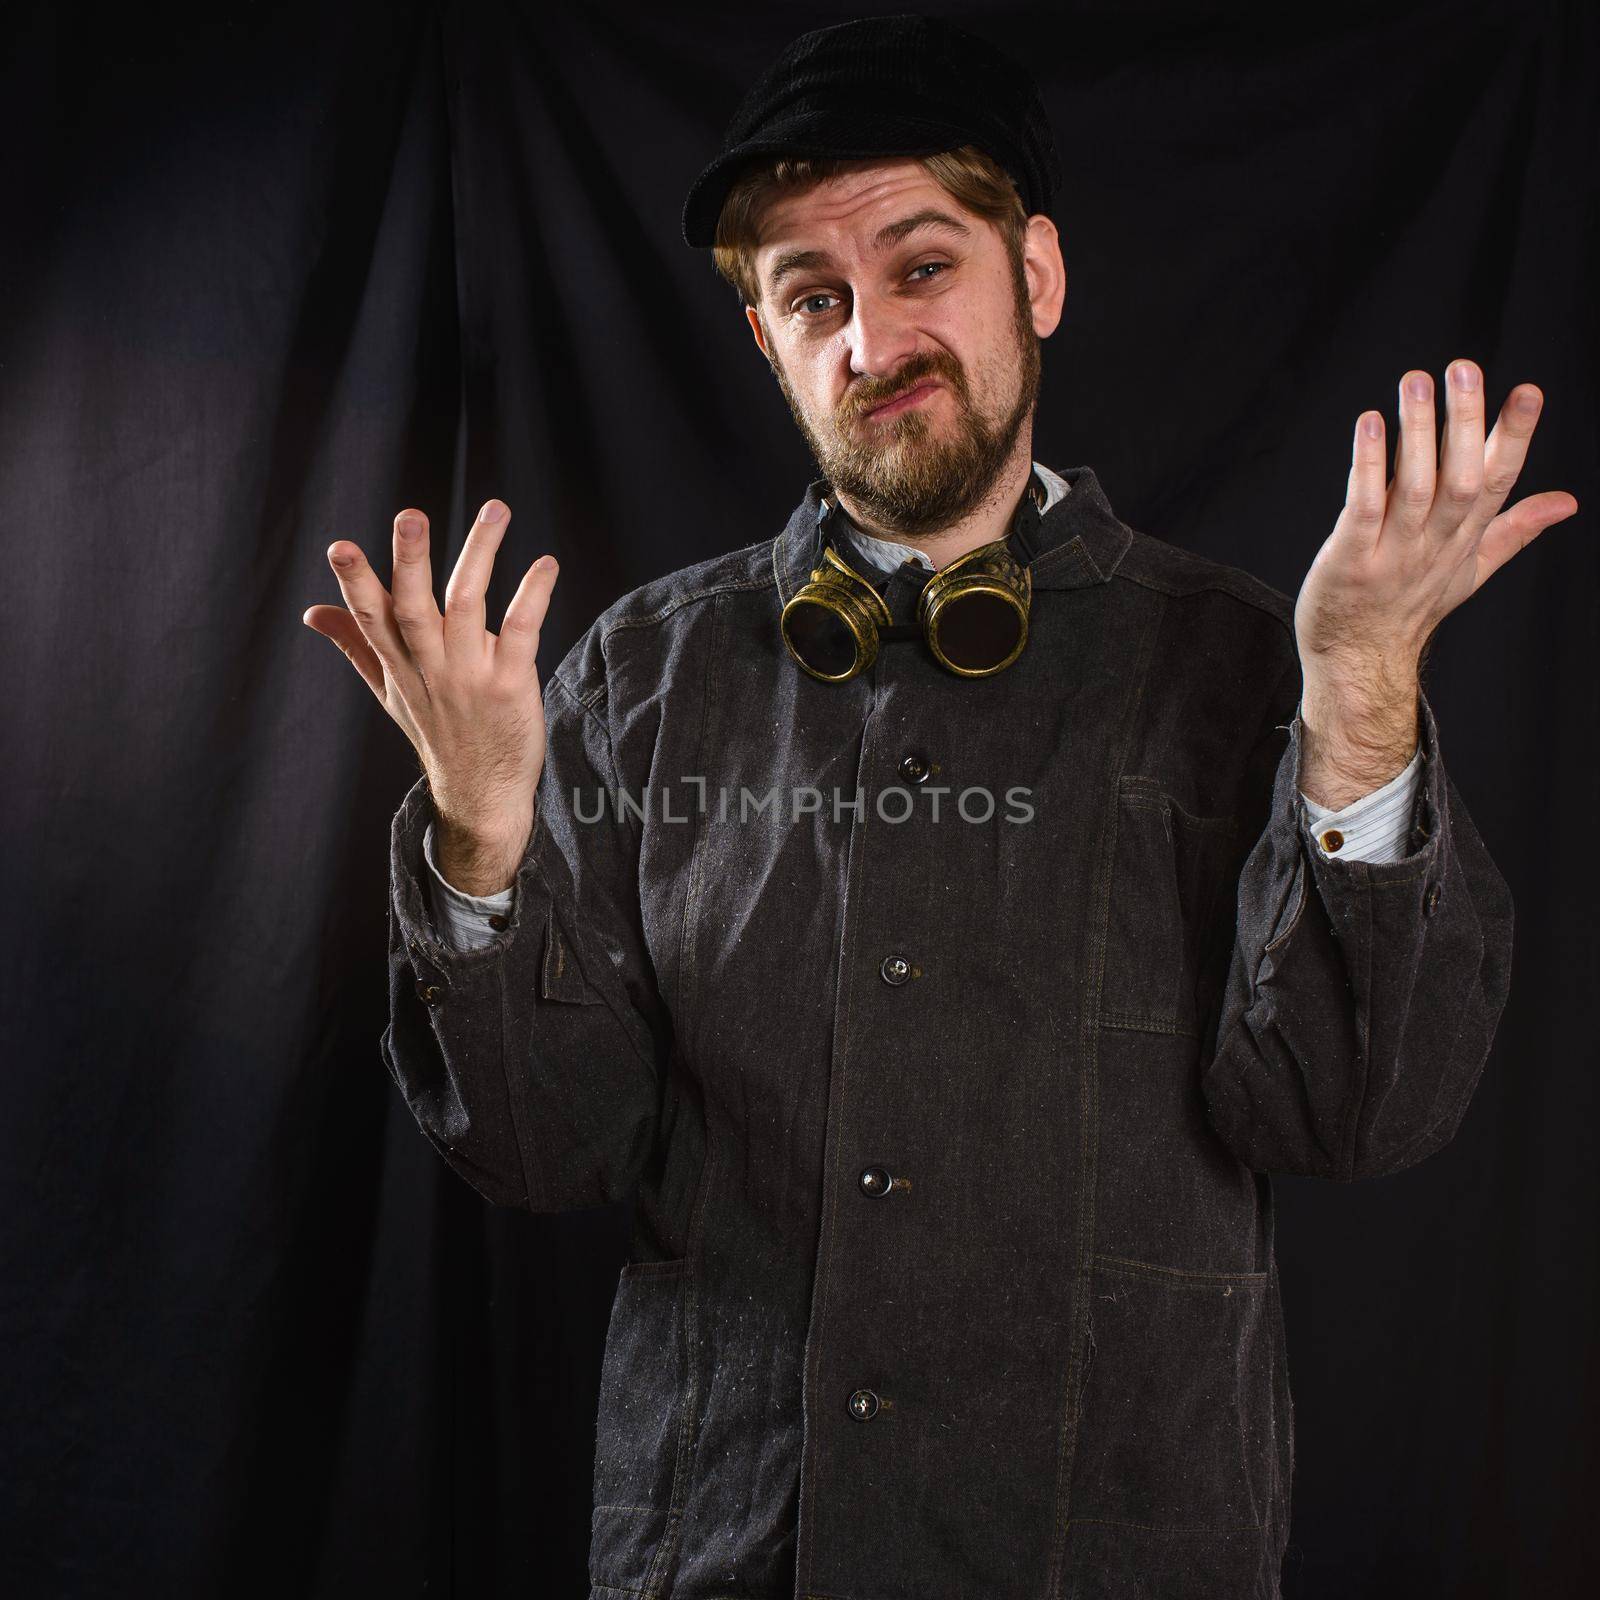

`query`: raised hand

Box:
[1296,360,1577,667]
[302,499,560,894]
[1292,360,1578,808]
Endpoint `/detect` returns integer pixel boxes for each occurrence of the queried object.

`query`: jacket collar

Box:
[771,463,1134,607]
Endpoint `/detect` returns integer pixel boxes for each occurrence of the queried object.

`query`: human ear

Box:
[1021,215,1066,338]
[745,303,772,362]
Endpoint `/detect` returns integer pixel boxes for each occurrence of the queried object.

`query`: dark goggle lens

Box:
[783,599,863,679]
[931,590,1025,673]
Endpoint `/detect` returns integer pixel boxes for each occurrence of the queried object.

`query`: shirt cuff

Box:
[1297,743,1423,864]
[422,817,515,952]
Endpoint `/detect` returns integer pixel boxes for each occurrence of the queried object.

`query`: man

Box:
[302,15,1573,1598]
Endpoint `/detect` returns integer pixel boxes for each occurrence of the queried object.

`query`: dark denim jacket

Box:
[383,464,1513,1600]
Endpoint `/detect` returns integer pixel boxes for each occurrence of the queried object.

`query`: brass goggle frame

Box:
[780,537,1032,683]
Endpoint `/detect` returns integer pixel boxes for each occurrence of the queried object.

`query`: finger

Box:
[323,539,413,679]
[1478,384,1545,528]
[1474,489,1581,585]
[1341,409,1388,555]
[390,508,443,670]
[443,498,512,655]
[1432,358,1485,538]
[303,603,387,699]
[496,554,561,678]
[1387,370,1436,539]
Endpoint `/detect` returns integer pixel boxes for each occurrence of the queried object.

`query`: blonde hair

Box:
[711,143,1030,310]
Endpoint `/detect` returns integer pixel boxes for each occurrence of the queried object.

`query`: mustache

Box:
[843,359,963,422]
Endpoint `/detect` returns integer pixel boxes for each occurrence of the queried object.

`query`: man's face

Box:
[745,158,1063,537]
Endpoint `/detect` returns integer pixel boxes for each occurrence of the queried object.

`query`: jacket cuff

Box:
[1246,679,1449,1026]
[390,773,550,974]
[421,817,515,952]
[1282,685,1443,889]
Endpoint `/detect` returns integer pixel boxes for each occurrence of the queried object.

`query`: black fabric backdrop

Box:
[2,2,1594,1594]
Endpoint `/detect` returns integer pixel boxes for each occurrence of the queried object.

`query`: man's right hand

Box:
[301,499,560,896]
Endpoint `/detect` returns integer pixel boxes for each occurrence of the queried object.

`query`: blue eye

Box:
[793,262,951,319]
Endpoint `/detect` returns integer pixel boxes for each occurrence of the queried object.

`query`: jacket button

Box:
[416,980,444,1006]
[847,1388,880,1420]
[880,954,911,985]
[487,913,510,931]
[1318,828,1345,853]
[859,1166,892,1196]
[899,752,930,784]
[1424,881,1441,916]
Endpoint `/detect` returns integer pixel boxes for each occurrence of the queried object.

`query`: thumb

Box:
[303,605,386,698]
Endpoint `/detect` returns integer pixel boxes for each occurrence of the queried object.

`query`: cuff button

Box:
[1318,828,1344,853]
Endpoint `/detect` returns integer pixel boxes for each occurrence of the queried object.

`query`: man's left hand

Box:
[1292,358,1578,809]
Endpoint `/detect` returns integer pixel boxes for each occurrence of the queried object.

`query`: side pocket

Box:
[1100,777,1238,1036]
[1072,1256,1275,1536]
[542,903,606,1004]
[589,1257,690,1596]
[1263,855,1308,958]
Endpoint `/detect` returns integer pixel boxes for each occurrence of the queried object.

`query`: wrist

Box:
[432,804,535,897]
[1297,660,1420,810]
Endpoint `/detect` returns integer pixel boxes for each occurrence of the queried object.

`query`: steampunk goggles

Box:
[780,483,1042,683]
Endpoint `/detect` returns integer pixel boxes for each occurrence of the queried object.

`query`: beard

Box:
[765,255,1042,538]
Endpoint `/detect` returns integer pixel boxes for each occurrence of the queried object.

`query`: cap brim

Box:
[681,111,969,250]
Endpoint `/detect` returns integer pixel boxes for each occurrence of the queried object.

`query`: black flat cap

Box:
[682,13,1062,249]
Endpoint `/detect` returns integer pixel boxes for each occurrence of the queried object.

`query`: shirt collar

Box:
[771,462,1134,608]
[833,464,1067,575]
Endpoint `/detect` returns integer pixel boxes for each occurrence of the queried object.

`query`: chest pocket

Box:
[1100,774,1239,1037]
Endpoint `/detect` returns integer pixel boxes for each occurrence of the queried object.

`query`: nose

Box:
[844,284,922,388]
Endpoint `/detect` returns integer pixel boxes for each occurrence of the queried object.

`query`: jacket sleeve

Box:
[1199,668,1514,1181]
[380,659,671,1212]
